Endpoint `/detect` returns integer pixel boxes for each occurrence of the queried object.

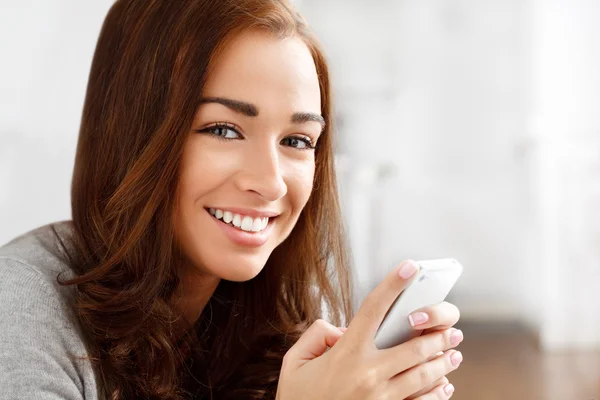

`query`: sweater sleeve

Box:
[0,257,88,400]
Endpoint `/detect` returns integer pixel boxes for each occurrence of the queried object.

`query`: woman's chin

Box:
[214,257,268,282]
[220,265,265,282]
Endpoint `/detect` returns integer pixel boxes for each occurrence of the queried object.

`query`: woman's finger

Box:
[284,319,345,367]
[346,260,419,344]
[408,301,460,331]
[410,381,455,399]
[407,376,449,399]
[380,328,461,379]
[388,349,462,399]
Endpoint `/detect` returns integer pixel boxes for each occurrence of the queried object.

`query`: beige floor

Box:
[448,322,600,400]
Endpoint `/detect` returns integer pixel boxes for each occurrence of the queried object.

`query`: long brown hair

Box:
[61,0,353,398]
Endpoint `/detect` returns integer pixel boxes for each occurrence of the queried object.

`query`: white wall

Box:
[0,0,114,245]
[528,0,600,350]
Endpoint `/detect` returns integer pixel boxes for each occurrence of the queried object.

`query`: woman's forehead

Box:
[201,30,321,115]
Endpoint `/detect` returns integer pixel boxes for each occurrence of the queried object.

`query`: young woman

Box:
[0,1,463,399]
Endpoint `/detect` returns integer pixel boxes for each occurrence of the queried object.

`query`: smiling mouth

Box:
[206,208,274,233]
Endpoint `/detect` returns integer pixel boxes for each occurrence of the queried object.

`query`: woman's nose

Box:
[236,144,287,201]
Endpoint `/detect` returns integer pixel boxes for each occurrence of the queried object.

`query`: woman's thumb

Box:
[287,319,346,365]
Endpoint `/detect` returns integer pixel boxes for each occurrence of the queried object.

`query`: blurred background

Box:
[1,0,599,398]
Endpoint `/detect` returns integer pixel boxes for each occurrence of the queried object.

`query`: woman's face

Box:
[174,30,323,282]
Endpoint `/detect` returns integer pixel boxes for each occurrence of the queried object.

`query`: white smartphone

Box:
[374,258,463,350]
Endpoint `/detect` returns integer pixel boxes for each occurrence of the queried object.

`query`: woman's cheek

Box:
[291,159,316,205]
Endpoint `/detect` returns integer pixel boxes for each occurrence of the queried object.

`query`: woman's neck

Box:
[174,264,221,331]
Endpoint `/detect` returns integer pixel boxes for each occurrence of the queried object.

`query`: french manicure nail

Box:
[408,312,429,326]
[399,261,418,279]
[451,329,464,346]
[451,351,463,367]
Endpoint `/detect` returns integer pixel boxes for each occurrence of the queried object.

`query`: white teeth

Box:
[251,218,262,232]
[209,208,272,233]
[241,216,253,231]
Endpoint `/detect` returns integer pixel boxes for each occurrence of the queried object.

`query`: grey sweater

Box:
[0,222,99,399]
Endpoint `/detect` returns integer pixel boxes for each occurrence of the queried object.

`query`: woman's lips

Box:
[207,209,275,247]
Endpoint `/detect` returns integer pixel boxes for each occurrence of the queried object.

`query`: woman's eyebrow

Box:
[200,97,259,117]
[291,111,326,129]
[199,96,325,128]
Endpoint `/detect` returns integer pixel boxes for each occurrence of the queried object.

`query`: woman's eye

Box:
[199,124,241,139]
[281,136,314,150]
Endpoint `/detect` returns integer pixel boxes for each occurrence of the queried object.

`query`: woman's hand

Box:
[405,302,462,399]
[276,261,463,400]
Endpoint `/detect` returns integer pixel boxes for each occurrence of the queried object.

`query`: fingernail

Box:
[399,261,418,279]
[444,383,455,396]
[450,351,463,367]
[451,329,464,346]
[408,312,429,327]
[337,327,348,333]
